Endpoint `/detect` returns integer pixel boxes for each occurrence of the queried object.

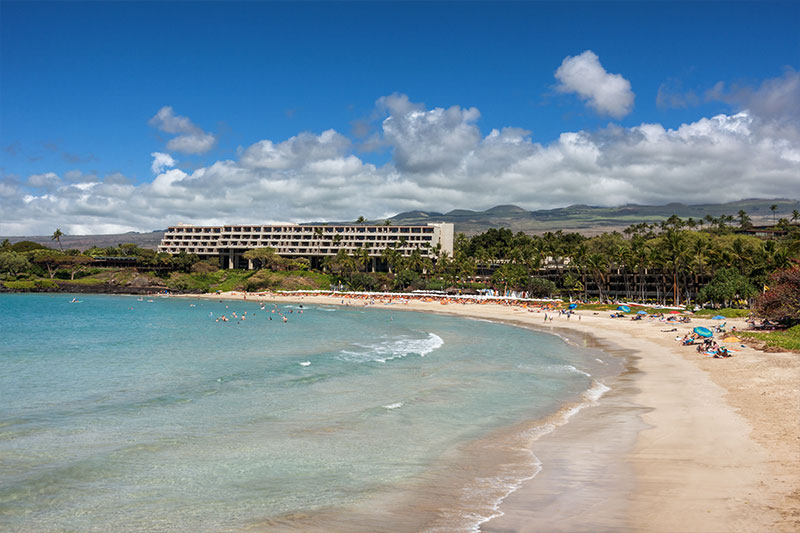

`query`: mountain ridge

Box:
[2,198,797,249]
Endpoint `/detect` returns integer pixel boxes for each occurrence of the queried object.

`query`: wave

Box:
[382,402,404,410]
[298,361,311,367]
[533,364,592,378]
[337,333,444,364]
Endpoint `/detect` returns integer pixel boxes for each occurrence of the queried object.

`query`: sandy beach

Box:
[189,291,799,532]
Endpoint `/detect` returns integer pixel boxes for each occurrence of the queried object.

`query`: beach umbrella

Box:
[693,326,713,338]
[712,315,725,320]
[669,310,681,314]
[617,305,631,313]
[723,336,741,343]
[637,310,648,315]
[568,303,577,309]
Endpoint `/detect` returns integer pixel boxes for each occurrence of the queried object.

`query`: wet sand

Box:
[187,292,800,532]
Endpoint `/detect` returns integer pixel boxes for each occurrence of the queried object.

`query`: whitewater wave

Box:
[337,332,444,363]
[537,364,592,377]
[382,402,404,410]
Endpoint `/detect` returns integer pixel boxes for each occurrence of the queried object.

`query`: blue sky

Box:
[1,1,799,234]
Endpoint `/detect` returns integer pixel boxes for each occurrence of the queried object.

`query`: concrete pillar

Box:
[248,259,253,270]
[228,251,234,270]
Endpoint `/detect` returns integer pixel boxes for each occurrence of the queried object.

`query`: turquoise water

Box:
[0,294,615,532]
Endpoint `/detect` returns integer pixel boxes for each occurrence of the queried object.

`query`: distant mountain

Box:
[0,231,166,251]
[385,198,800,235]
[3,198,798,249]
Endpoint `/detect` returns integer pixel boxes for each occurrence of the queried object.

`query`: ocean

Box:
[0,294,621,532]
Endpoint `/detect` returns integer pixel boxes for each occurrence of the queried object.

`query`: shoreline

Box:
[185,290,799,532]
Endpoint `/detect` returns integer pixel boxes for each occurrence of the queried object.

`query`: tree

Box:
[58,254,93,280]
[737,210,752,229]
[356,216,366,224]
[170,251,201,273]
[527,277,557,298]
[753,264,800,324]
[10,241,47,253]
[242,247,286,271]
[491,263,529,291]
[30,249,67,278]
[0,251,32,277]
[51,229,64,251]
[792,209,800,224]
[770,204,778,224]
[698,267,758,307]
[324,249,356,282]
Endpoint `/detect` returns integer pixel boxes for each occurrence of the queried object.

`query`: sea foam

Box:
[337,332,444,363]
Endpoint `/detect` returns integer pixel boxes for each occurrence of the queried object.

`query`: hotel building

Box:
[157,222,454,270]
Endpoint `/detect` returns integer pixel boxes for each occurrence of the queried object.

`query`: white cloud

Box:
[151,152,177,174]
[381,97,481,174]
[2,91,799,235]
[149,106,217,154]
[27,172,61,189]
[240,130,351,170]
[555,50,635,118]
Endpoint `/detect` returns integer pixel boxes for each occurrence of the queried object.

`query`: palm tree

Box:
[737,210,752,229]
[356,216,366,224]
[51,228,64,251]
[792,209,799,225]
[354,246,370,273]
[770,204,778,224]
[662,230,688,305]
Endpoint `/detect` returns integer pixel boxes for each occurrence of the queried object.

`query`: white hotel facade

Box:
[158,222,454,270]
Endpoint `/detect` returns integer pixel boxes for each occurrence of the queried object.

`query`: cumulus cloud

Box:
[240,130,351,170]
[151,152,177,174]
[381,97,481,174]
[555,50,635,118]
[27,172,61,189]
[149,106,217,154]
[2,90,799,235]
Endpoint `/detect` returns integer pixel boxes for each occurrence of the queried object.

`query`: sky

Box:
[1,1,799,235]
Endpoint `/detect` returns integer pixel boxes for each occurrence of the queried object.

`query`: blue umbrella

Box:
[637,310,648,315]
[568,303,577,309]
[712,315,725,320]
[617,305,631,313]
[694,326,713,337]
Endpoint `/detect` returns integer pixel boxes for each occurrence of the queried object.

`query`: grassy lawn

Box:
[739,325,800,352]
[57,277,106,285]
[693,308,751,318]
[571,303,670,314]
[3,279,58,290]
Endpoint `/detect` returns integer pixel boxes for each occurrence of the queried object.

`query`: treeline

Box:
[0,240,201,282]
[314,216,799,311]
[2,213,799,316]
